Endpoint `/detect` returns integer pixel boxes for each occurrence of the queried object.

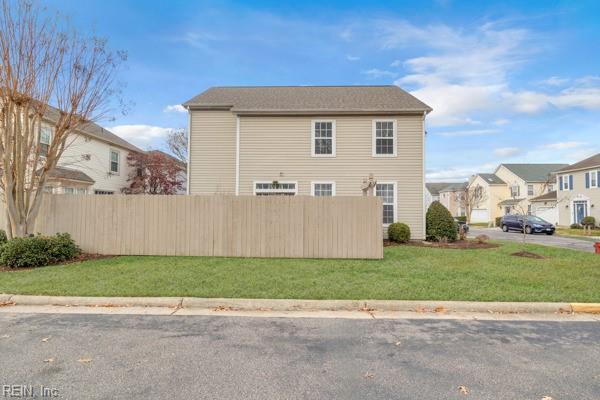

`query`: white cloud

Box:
[346,55,360,61]
[493,118,510,125]
[539,141,586,150]
[436,129,499,137]
[505,86,600,113]
[538,76,570,86]
[163,104,187,113]
[426,162,497,182]
[109,125,174,148]
[493,147,521,157]
[362,68,398,79]
[390,60,402,67]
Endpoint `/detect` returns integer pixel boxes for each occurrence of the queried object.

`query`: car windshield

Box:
[527,216,548,224]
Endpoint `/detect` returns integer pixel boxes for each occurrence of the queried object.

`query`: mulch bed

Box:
[510,251,545,259]
[0,253,115,272]
[384,240,499,250]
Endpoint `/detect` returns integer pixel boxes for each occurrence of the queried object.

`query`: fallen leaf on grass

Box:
[43,358,55,363]
[77,357,92,364]
[41,337,50,342]
[212,306,234,312]
[0,301,16,307]
[541,397,553,400]
[364,372,375,379]
[394,341,401,346]
[458,385,470,395]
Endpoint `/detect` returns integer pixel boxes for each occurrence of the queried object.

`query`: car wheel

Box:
[525,226,532,234]
[502,225,508,232]
[546,231,554,235]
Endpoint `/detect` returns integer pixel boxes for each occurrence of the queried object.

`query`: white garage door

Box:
[471,209,489,223]
[534,206,558,225]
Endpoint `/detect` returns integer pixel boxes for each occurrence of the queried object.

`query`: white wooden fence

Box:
[2,195,383,259]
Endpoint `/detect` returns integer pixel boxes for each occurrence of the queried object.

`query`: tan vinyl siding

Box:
[237,115,425,239]
[189,111,237,194]
[557,170,600,226]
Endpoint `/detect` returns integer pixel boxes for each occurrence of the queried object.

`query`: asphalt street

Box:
[469,227,597,252]
[0,313,599,399]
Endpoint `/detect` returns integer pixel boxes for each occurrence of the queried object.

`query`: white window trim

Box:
[310,181,336,196]
[253,181,298,196]
[376,181,397,226]
[109,149,121,175]
[590,170,599,188]
[527,184,534,196]
[311,120,336,157]
[39,124,52,157]
[562,175,572,191]
[372,119,397,157]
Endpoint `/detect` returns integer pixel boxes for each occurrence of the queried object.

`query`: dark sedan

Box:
[500,214,555,235]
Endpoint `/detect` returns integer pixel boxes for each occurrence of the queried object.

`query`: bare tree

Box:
[0,0,125,237]
[166,128,187,162]
[458,184,487,224]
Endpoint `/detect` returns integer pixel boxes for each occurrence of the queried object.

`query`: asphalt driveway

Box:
[469,227,597,253]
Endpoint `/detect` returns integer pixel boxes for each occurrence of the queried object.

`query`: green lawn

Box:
[556,228,600,242]
[1,241,599,302]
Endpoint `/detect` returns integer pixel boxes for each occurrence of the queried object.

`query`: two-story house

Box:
[183,85,432,238]
[556,153,600,226]
[42,106,142,195]
[467,163,566,224]
[438,182,467,217]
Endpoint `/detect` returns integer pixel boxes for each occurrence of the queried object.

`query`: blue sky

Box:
[47,0,600,181]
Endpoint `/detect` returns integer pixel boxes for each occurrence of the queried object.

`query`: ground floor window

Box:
[94,190,115,195]
[311,182,335,196]
[375,182,396,224]
[254,182,297,196]
[63,187,75,195]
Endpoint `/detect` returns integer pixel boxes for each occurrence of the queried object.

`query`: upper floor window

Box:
[510,185,520,198]
[311,120,335,157]
[527,184,534,196]
[559,175,573,191]
[39,125,52,157]
[372,120,396,157]
[586,170,599,189]
[311,182,335,197]
[548,184,554,192]
[110,149,120,174]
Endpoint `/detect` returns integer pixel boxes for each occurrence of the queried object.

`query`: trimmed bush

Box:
[455,216,467,223]
[0,230,7,245]
[0,233,80,269]
[495,217,502,227]
[570,223,583,229]
[388,223,410,243]
[426,201,458,242]
[581,216,596,227]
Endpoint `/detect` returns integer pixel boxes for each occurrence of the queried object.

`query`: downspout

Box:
[235,115,240,196]
[422,110,427,239]
[186,107,191,195]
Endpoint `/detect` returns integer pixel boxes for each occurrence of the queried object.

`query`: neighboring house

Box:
[467,163,566,224]
[425,182,451,210]
[42,106,142,195]
[183,85,432,238]
[556,153,600,226]
[438,182,467,217]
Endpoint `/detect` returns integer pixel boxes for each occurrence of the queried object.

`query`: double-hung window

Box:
[311,121,335,157]
[311,182,335,196]
[560,175,573,191]
[63,187,75,195]
[110,149,120,174]
[39,125,52,157]
[254,182,297,196]
[587,171,598,188]
[376,182,396,224]
[527,184,534,196]
[372,120,396,157]
[511,185,520,198]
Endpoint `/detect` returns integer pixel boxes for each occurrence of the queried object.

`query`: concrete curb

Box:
[1,294,595,314]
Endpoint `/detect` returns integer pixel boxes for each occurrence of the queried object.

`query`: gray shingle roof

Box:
[478,173,505,185]
[183,86,432,114]
[557,153,600,173]
[500,163,568,182]
[530,190,557,202]
[425,182,453,196]
[439,182,468,192]
[47,166,95,184]
[44,106,142,153]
